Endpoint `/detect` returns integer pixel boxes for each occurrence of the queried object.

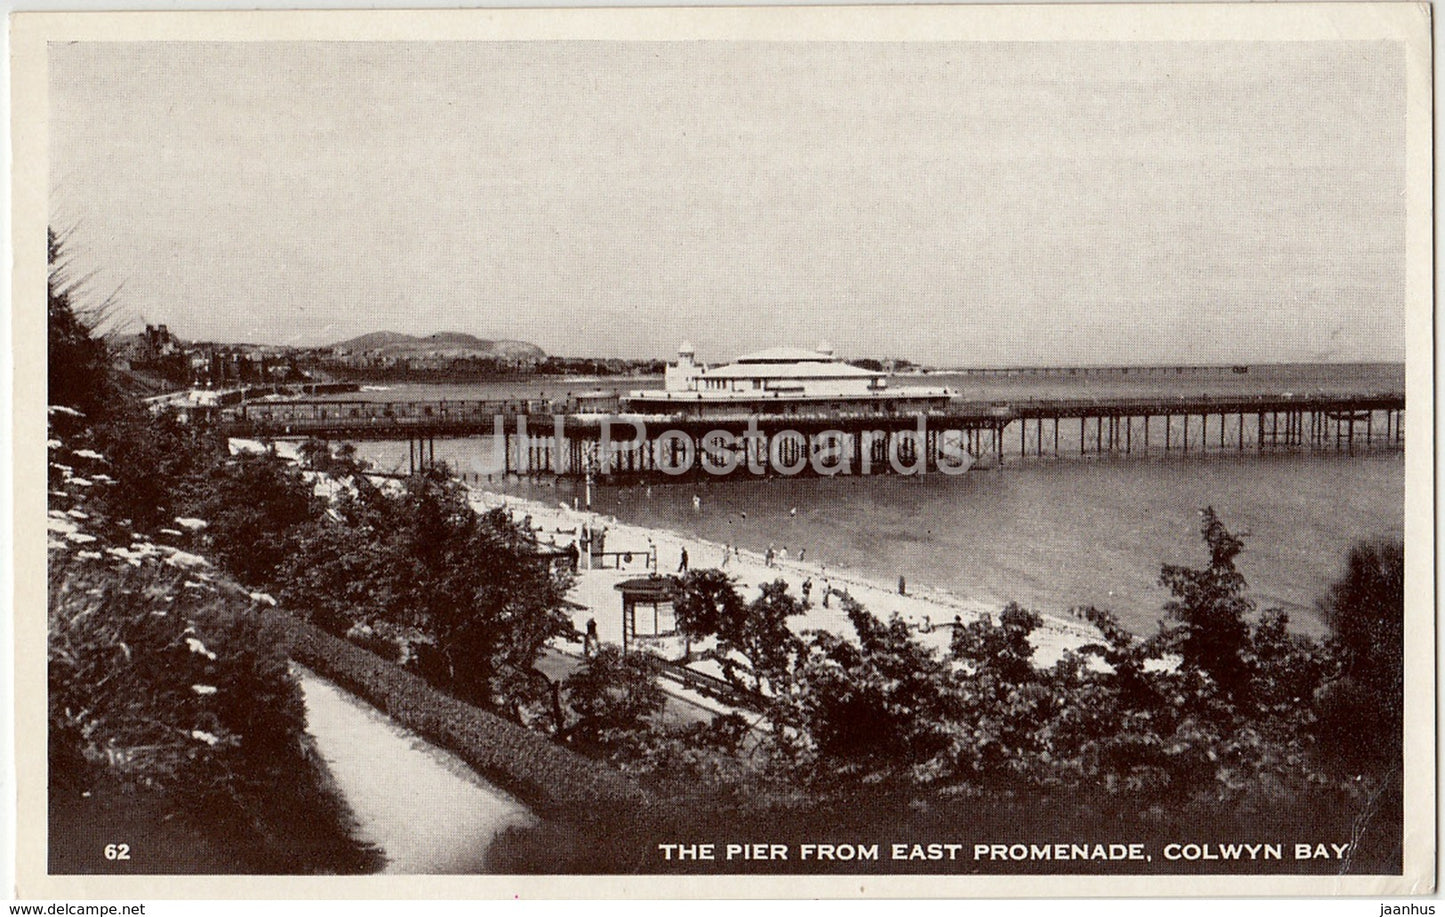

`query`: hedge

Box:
[272,611,648,818]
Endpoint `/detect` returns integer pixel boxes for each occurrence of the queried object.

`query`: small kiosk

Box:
[614,575,679,655]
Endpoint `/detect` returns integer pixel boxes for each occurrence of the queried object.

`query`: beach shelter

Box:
[530,541,578,575]
[613,575,679,654]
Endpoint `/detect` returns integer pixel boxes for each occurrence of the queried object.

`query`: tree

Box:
[1074,605,1161,711]
[269,469,573,717]
[672,569,746,642]
[950,601,1042,685]
[191,453,323,587]
[726,581,804,693]
[945,603,1076,786]
[562,645,666,746]
[672,572,802,693]
[791,597,961,772]
[47,228,114,423]
[1158,507,1254,705]
[1315,539,1405,772]
[404,487,574,714]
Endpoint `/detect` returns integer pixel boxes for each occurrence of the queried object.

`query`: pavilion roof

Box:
[614,575,679,601]
[702,361,881,380]
[733,346,838,364]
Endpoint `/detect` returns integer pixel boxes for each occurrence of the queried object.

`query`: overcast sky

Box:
[50,40,1404,365]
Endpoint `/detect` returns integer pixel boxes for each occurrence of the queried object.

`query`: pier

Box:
[944,363,1254,378]
[215,390,1404,477]
[1008,392,1404,460]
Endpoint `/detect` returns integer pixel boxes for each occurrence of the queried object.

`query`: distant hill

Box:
[329,332,546,360]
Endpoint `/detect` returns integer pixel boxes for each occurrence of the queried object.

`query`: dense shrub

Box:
[568,513,1403,873]
[187,452,325,586]
[46,496,377,873]
[268,469,575,716]
[791,598,961,772]
[278,613,645,816]
[563,646,665,736]
[1315,539,1405,773]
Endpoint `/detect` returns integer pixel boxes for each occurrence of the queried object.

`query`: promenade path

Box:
[296,667,535,874]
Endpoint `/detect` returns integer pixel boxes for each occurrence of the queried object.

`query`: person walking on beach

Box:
[721,545,731,568]
[779,546,789,564]
[765,544,775,567]
[801,577,813,606]
[821,578,831,608]
[898,575,907,596]
[584,618,598,656]
[798,548,806,562]
[678,547,689,573]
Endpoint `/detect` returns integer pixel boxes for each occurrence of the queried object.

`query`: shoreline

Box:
[465,485,1099,667]
[244,435,1086,656]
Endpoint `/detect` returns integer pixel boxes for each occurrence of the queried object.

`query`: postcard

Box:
[11,3,1434,899]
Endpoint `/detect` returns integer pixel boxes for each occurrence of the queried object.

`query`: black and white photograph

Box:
[12,3,1434,900]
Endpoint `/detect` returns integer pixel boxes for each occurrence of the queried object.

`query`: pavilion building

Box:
[625,342,952,418]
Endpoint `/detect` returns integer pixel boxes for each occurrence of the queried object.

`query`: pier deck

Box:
[213,389,1405,476]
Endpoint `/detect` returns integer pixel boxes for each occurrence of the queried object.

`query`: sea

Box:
[337,364,1406,638]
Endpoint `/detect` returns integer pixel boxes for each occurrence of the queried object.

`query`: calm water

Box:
[345,366,1405,637]
[506,454,1398,637]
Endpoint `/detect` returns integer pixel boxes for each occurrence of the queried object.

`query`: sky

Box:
[49,40,1405,365]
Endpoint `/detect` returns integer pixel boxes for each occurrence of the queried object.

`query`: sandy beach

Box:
[466,486,1099,668]
[227,435,1102,667]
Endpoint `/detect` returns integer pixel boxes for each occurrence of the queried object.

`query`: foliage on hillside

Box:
[514,509,1405,873]
[47,419,380,873]
[47,228,115,423]
[218,459,577,718]
[44,234,382,872]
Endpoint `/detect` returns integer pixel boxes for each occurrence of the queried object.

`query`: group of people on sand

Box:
[763,543,806,566]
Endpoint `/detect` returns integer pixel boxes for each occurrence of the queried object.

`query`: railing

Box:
[217,390,1405,435]
[585,548,657,572]
[1013,391,1404,412]
[656,660,764,712]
